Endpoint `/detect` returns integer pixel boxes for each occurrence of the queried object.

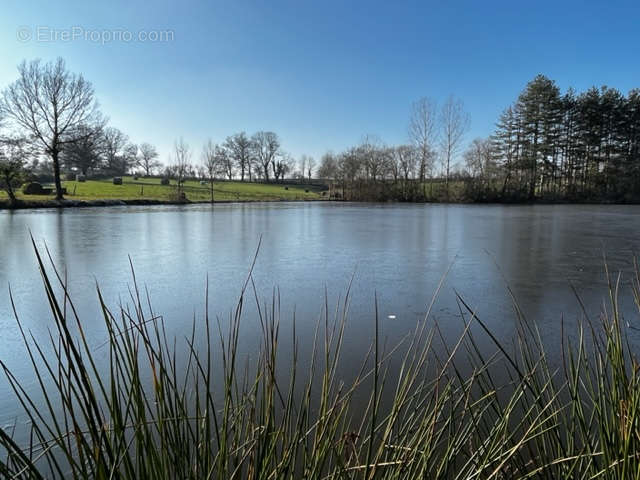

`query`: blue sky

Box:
[1,0,639,165]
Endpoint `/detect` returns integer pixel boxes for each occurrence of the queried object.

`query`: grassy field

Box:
[0,176,326,204]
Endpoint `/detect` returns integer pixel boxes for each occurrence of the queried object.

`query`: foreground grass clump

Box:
[1,246,640,479]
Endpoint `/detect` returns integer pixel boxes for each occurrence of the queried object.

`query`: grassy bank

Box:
[2,246,640,478]
[0,177,326,208]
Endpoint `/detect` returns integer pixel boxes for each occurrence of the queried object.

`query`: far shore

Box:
[0,197,331,211]
[3,196,640,211]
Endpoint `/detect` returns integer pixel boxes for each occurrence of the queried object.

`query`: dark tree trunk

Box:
[3,173,17,205]
[52,149,64,200]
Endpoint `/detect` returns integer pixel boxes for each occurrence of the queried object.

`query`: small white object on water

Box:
[388,314,396,320]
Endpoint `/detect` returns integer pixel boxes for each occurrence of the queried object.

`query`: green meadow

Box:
[0,177,326,205]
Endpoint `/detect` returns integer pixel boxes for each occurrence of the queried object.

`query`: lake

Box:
[1,202,639,426]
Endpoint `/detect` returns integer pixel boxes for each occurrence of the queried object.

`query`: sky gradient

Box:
[1,0,639,166]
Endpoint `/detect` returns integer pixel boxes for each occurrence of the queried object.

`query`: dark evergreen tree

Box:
[515,75,562,199]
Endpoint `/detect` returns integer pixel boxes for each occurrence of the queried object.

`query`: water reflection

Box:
[1,203,639,424]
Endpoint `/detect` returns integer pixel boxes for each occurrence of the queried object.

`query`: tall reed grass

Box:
[1,242,639,479]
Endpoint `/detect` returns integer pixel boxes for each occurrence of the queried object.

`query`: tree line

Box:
[0,58,164,203]
[0,58,311,205]
[316,76,640,203]
[469,75,640,202]
[2,58,639,205]
[315,95,471,201]
[175,131,315,185]
[161,134,315,203]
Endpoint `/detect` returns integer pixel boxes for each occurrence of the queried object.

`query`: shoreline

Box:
[0,197,331,211]
[1,197,639,211]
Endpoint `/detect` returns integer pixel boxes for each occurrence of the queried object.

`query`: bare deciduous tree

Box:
[439,95,470,199]
[216,145,234,180]
[392,145,419,200]
[307,157,316,182]
[251,131,280,182]
[102,127,136,175]
[273,153,294,181]
[298,155,308,180]
[317,152,338,180]
[360,135,386,182]
[224,132,252,182]
[1,58,102,200]
[62,123,104,176]
[297,154,316,182]
[409,97,439,185]
[173,137,191,199]
[464,137,498,195]
[138,143,160,176]
[202,139,217,203]
[124,143,138,173]
[395,145,417,182]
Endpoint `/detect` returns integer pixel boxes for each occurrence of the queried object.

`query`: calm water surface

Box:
[1,202,639,424]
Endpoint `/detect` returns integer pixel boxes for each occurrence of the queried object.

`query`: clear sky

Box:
[1,0,639,165]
